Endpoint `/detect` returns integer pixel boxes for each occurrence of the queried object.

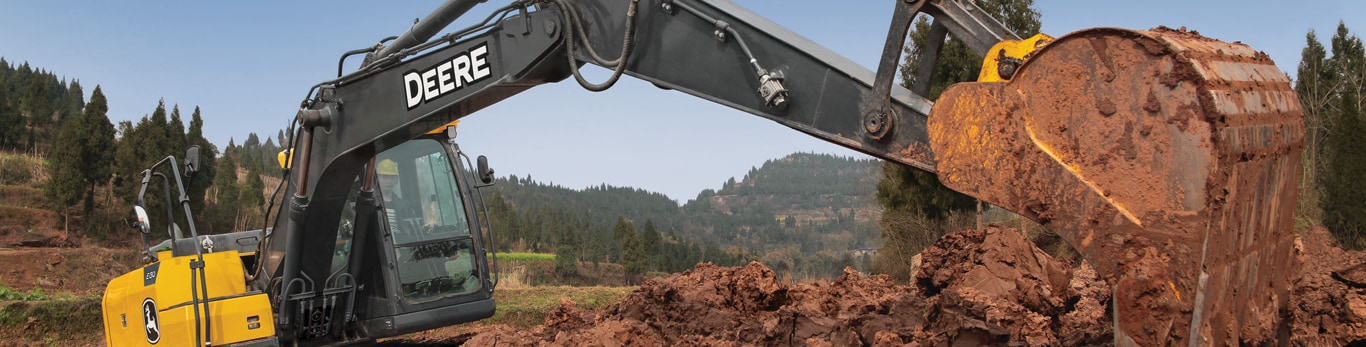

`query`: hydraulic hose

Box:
[555,0,640,91]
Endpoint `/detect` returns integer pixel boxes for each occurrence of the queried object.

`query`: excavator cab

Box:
[368,136,490,302]
[268,127,499,343]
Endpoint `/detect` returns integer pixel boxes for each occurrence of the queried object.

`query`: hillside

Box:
[680,152,881,251]
[490,152,883,281]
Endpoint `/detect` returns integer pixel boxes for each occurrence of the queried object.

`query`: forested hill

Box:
[679,152,884,262]
[684,151,880,219]
[488,152,883,280]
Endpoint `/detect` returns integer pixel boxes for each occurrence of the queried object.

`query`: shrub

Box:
[0,156,34,185]
[0,287,47,301]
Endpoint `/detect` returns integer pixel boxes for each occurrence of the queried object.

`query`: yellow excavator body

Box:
[102,250,277,347]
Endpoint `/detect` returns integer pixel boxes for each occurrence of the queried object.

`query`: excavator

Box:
[100,0,1303,345]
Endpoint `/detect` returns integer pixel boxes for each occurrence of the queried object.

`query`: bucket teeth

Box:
[929,27,1303,345]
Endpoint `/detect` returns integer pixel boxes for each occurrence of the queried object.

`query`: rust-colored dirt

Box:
[1290,226,1366,345]
[397,226,1114,346]
[380,225,1366,346]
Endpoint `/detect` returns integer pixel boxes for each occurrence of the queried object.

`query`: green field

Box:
[493,252,557,262]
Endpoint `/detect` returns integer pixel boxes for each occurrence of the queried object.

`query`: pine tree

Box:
[185,107,218,231]
[485,189,521,251]
[111,120,141,202]
[168,105,187,157]
[65,80,84,124]
[46,123,85,232]
[242,164,265,207]
[78,87,116,212]
[45,85,116,233]
[235,163,266,230]
[1296,31,1333,220]
[0,86,19,149]
[619,221,647,284]
[640,219,662,271]
[1321,22,1366,248]
[210,155,240,233]
[21,76,49,149]
[146,102,175,215]
[610,216,634,263]
[554,224,580,276]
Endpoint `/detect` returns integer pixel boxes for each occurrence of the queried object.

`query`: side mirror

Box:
[476,155,494,184]
[132,206,151,235]
[184,145,202,178]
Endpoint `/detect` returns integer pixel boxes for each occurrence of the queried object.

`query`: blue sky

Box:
[2,1,1361,203]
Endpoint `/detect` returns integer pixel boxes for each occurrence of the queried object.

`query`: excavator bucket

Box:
[929,27,1303,345]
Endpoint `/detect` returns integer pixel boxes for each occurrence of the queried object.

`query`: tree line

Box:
[1296,23,1366,248]
[483,178,750,284]
[0,58,85,153]
[485,152,883,282]
[0,58,289,243]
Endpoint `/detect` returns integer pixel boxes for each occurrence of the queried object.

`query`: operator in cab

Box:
[373,147,480,298]
[376,158,421,236]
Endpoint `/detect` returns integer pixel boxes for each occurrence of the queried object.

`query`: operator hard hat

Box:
[377,159,399,176]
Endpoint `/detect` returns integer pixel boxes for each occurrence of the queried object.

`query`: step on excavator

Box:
[100,0,1303,345]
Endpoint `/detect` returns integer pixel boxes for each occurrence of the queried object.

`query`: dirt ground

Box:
[1289,224,1366,346]
[384,225,1366,346]
[0,211,1269,346]
[4,224,1364,345]
[0,244,140,295]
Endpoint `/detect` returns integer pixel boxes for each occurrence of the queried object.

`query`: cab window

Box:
[374,139,481,301]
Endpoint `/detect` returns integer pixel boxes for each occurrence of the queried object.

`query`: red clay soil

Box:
[395,226,1114,346]
[1289,226,1366,346]
[380,225,1366,346]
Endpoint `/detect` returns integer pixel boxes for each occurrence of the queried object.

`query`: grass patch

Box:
[0,284,103,345]
[0,287,48,301]
[0,295,103,345]
[487,286,635,329]
[494,252,555,262]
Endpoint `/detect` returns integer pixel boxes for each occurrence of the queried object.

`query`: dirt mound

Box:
[422,226,1110,346]
[1288,226,1366,345]
[914,227,1111,346]
[378,225,1366,346]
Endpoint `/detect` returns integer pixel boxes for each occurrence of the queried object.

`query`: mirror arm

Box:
[152,172,183,240]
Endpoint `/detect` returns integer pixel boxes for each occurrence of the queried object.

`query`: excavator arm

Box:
[264,0,1301,345]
